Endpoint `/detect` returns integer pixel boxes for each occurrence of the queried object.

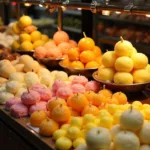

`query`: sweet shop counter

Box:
[0,105,55,150]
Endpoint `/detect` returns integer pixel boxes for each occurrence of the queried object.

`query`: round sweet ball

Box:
[46,47,62,59]
[55,71,68,81]
[44,40,57,49]
[53,30,69,45]
[21,90,41,105]
[72,75,88,86]
[34,46,47,59]
[56,87,73,100]
[85,81,100,92]
[9,72,25,83]
[5,97,21,111]
[6,81,21,94]
[52,80,66,93]
[0,92,14,104]
[29,101,47,115]
[10,103,29,118]
[68,40,78,48]
[71,84,86,94]
[29,83,47,91]
[58,42,72,55]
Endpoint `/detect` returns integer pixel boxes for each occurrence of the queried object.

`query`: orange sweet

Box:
[39,118,59,136]
[81,104,99,116]
[92,46,102,56]
[70,61,84,69]
[85,61,99,69]
[61,58,71,67]
[51,104,71,123]
[112,92,128,104]
[69,107,80,116]
[30,110,47,127]
[78,33,95,51]
[98,88,113,98]
[106,97,119,105]
[80,50,96,64]
[47,97,67,111]
[68,47,80,61]
[84,91,95,103]
[69,93,89,112]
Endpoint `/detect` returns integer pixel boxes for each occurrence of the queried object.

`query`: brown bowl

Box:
[59,61,98,78]
[12,50,34,56]
[38,57,64,70]
[92,71,150,93]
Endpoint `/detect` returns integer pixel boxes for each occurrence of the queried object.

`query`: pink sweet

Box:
[52,80,66,93]
[85,81,101,92]
[10,103,28,118]
[21,90,40,105]
[5,97,21,111]
[68,40,78,48]
[34,46,47,59]
[35,88,52,101]
[58,42,72,55]
[72,75,88,86]
[30,84,47,91]
[29,101,47,115]
[71,84,86,94]
[46,47,62,59]
[44,40,57,49]
[56,87,73,100]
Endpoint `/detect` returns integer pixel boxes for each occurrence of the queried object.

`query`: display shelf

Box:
[98,35,150,56]
[98,15,150,27]
[63,9,81,16]
[50,23,81,33]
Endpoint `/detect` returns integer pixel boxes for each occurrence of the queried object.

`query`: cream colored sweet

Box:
[56,87,73,100]
[24,72,40,87]
[23,60,40,73]
[34,46,47,59]
[52,80,66,93]
[72,76,88,86]
[5,97,21,111]
[6,81,21,94]
[21,90,40,105]
[50,70,59,79]
[9,72,25,83]
[15,88,27,97]
[11,59,19,66]
[0,77,7,85]
[19,55,33,64]
[38,68,51,77]
[10,103,28,117]
[71,84,86,94]
[0,59,16,78]
[85,81,100,92]
[68,75,78,82]
[14,64,24,72]
[0,91,14,104]
[0,84,6,93]
[55,71,68,81]
[29,101,47,115]
[40,75,54,87]
[58,42,72,55]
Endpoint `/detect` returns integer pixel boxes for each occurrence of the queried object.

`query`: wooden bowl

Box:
[92,71,150,93]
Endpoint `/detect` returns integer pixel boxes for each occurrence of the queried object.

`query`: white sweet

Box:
[50,70,59,78]
[11,59,19,66]
[38,68,51,77]
[24,72,40,87]
[55,71,68,81]
[0,85,6,93]
[6,80,21,94]
[19,55,33,64]
[0,92,14,104]
[40,75,54,87]
[9,72,25,83]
